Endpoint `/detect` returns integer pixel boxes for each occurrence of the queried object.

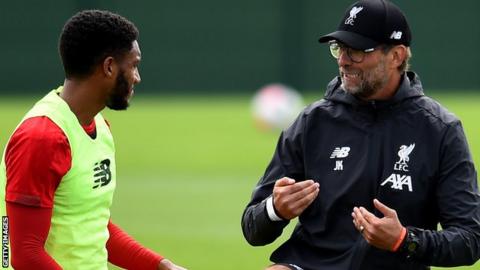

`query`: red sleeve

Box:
[6,202,62,269]
[107,221,163,270]
[5,116,71,208]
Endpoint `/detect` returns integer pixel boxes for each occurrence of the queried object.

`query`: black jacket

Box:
[241,72,480,270]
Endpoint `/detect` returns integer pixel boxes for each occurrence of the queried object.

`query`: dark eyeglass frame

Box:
[328,41,378,63]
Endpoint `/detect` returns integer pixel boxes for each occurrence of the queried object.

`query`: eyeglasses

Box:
[329,41,376,63]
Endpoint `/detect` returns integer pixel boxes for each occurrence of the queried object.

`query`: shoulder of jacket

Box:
[409,96,460,128]
[303,99,334,116]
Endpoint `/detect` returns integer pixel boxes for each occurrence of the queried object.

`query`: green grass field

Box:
[0,91,479,269]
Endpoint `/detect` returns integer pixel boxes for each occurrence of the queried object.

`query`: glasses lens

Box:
[348,49,365,63]
[329,42,340,59]
[329,42,368,63]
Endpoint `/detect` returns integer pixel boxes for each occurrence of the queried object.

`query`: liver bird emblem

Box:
[397,144,415,164]
[345,6,364,25]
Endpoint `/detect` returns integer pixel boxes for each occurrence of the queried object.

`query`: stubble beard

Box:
[340,58,389,100]
[106,71,131,111]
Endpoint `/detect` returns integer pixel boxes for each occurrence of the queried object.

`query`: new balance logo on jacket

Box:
[330,147,350,171]
[330,147,350,158]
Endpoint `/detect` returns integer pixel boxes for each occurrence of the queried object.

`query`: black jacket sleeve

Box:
[241,113,306,246]
[413,121,480,266]
[241,196,289,246]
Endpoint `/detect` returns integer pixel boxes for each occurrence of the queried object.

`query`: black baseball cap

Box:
[318,0,411,50]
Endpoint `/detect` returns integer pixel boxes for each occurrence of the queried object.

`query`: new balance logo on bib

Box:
[93,159,112,189]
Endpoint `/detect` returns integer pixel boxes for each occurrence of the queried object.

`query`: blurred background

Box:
[0,0,479,269]
[1,0,480,93]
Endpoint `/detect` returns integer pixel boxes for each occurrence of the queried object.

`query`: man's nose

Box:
[337,50,352,67]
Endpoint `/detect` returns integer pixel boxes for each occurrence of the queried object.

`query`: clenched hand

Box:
[273,177,320,220]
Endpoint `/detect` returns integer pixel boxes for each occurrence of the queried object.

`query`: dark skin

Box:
[59,40,187,270]
[272,45,409,253]
[60,40,142,126]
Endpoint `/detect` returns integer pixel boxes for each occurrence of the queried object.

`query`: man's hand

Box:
[272,177,320,220]
[352,199,404,251]
[158,258,187,270]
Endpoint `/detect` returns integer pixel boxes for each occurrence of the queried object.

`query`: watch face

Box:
[407,242,417,252]
[405,230,420,255]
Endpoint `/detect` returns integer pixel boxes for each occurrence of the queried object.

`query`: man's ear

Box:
[389,45,407,70]
[102,56,117,78]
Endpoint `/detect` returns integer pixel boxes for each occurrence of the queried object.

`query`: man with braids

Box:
[0,10,187,270]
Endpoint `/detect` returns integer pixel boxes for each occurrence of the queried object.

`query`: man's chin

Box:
[108,105,129,111]
[341,82,360,95]
[106,99,129,111]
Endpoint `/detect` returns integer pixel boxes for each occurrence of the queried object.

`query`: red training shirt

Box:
[4,116,162,269]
